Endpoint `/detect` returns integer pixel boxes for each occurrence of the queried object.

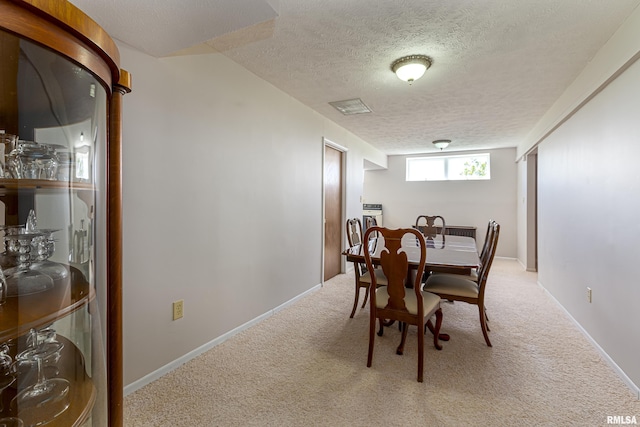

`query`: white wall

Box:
[536,56,640,389]
[117,42,386,387]
[514,5,640,393]
[363,148,517,257]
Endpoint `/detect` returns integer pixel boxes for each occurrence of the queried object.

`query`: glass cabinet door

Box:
[0,28,108,426]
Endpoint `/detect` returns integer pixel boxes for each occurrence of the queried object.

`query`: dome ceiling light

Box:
[432,139,451,150]
[391,55,432,84]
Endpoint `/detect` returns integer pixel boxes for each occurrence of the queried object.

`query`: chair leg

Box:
[350,285,360,318]
[432,309,443,351]
[361,285,370,308]
[396,322,408,355]
[479,304,492,347]
[417,323,424,383]
[367,314,376,368]
[377,318,385,336]
[425,317,449,344]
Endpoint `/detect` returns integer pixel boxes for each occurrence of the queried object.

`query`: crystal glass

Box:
[29,231,67,281]
[11,329,61,391]
[0,268,6,305]
[0,132,18,179]
[4,233,53,297]
[6,142,59,180]
[10,329,67,425]
[10,356,69,426]
[0,344,15,413]
[0,417,23,427]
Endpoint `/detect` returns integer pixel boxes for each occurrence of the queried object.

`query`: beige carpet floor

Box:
[124,259,639,426]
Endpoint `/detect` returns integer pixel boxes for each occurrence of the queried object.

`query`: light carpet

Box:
[124,259,639,426]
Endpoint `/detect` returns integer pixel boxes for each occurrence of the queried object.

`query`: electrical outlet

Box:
[173,300,184,320]
[587,287,592,303]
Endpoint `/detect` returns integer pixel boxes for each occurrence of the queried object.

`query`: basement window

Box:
[406,153,491,181]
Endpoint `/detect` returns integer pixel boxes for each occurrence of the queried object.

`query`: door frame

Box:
[526,149,538,272]
[322,137,348,284]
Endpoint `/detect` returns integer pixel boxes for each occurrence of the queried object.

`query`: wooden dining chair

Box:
[423,221,500,346]
[432,219,496,284]
[415,215,446,238]
[363,226,443,382]
[346,218,387,318]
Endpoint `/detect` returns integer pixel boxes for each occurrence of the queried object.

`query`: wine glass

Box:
[10,357,69,426]
[10,333,68,426]
[11,329,61,391]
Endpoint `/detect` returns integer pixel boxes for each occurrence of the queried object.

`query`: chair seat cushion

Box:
[375,287,440,315]
[359,268,388,286]
[431,269,478,282]
[423,274,479,298]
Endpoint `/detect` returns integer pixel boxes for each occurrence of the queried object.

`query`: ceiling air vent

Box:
[329,98,372,115]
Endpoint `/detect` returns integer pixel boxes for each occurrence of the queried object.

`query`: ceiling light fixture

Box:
[391,55,432,84]
[433,139,451,150]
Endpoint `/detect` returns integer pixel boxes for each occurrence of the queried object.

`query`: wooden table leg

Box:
[426,319,450,341]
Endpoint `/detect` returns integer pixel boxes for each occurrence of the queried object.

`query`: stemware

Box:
[29,231,66,281]
[0,344,15,413]
[2,211,66,282]
[0,268,6,305]
[0,132,18,179]
[4,233,53,297]
[11,329,61,390]
[10,330,68,426]
[10,356,69,426]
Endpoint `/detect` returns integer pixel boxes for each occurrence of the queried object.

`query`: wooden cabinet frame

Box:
[0,1,129,425]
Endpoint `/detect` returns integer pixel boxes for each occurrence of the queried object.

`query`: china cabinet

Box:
[0,1,129,426]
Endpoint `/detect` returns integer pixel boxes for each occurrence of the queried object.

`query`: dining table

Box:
[342,232,480,342]
[342,233,480,275]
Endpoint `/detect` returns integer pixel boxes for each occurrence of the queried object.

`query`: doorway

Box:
[323,143,344,281]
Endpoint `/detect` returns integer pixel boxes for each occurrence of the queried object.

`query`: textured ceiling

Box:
[68,0,278,57]
[70,0,640,155]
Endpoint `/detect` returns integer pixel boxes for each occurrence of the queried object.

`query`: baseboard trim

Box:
[536,280,640,400]
[123,283,323,396]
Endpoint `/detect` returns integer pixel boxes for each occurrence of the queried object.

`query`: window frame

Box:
[405,153,491,182]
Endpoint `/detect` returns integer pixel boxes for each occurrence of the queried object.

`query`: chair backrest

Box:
[415,215,446,238]
[346,218,367,279]
[346,218,363,247]
[364,216,381,253]
[363,227,427,316]
[479,219,496,265]
[477,221,500,294]
[365,216,377,229]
